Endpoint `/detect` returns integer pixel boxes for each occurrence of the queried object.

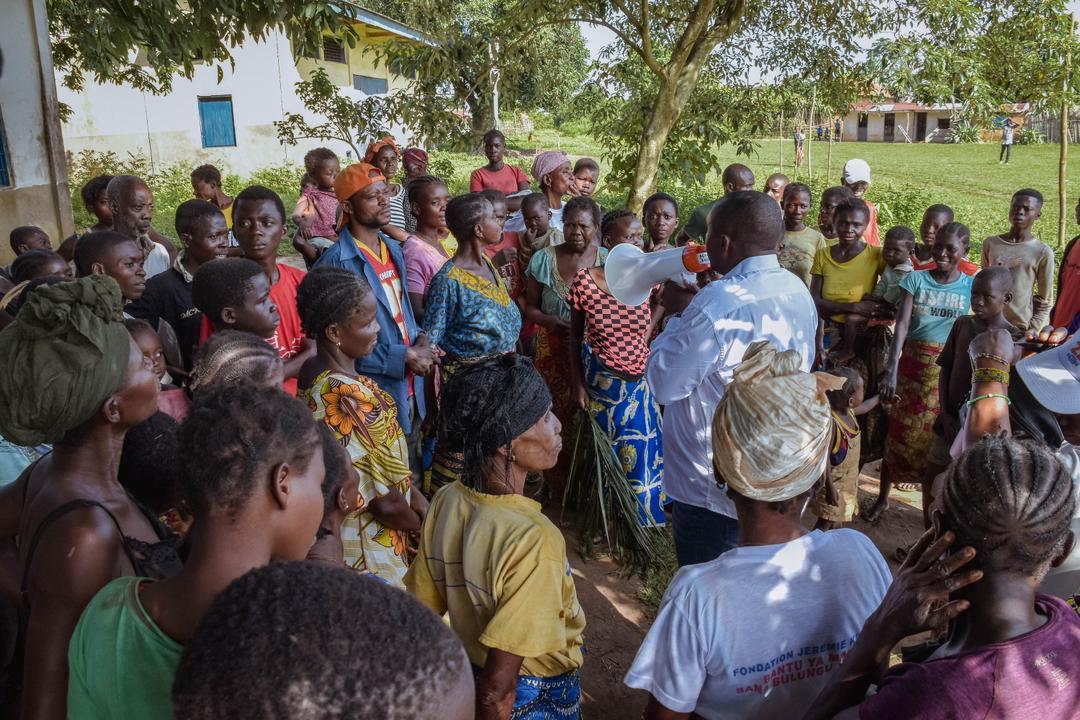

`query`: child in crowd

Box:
[296,266,426,587]
[912,204,954,265]
[190,164,235,233]
[480,188,538,355]
[3,226,53,290]
[366,136,410,242]
[643,192,679,251]
[1052,195,1080,330]
[233,185,311,394]
[9,248,71,284]
[292,148,341,266]
[841,159,880,246]
[763,172,789,204]
[470,129,531,212]
[74,230,148,303]
[676,164,755,245]
[127,199,229,372]
[568,208,665,527]
[518,191,563,266]
[125,318,188,420]
[403,175,452,323]
[191,258,280,341]
[67,384,326,720]
[811,366,878,528]
[306,428,360,568]
[878,222,974,525]
[188,329,284,394]
[573,157,600,197]
[779,182,827,287]
[981,188,1056,333]
[810,198,887,366]
[58,174,114,264]
[173,562,475,720]
[832,226,915,364]
[817,185,854,241]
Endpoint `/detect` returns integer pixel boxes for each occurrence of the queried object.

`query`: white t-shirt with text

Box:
[625,529,891,720]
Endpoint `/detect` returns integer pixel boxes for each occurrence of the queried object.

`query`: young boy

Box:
[127,199,230,371]
[810,199,887,365]
[811,366,878,529]
[233,185,311,394]
[841,159,879,246]
[763,173,789,204]
[2,226,51,287]
[778,182,826,287]
[73,230,148,303]
[518,191,563,264]
[470,129,531,211]
[1052,196,1080,331]
[816,186,854,241]
[190,165,234,229]
[573,157,600,197]
[59,175,115,265]
[831,227,914,364]
[981,188,1056,333]
[191,257,280,341]
[292,148,341,266]
[912,204,954,264]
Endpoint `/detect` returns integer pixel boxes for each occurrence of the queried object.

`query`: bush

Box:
[1015,127,1046,145]
[946,123,981,144]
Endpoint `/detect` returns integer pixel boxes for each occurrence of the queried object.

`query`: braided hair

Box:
[937,221,971,248]
[178,383,321,519]
[600,208,635,245]
[296,266,373,343]
[941,437,1074,576]
[189,330,283,392]
[437,354,552,492]
[406,174,446,206]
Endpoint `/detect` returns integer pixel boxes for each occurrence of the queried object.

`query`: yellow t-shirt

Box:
[780,227,828,287]
[810,243,885,322]
[406,482,585,677]
[221,202,233,229]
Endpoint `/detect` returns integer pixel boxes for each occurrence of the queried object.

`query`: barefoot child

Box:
[816,186,854,242]
[811,366,879,529]
[643,192,679,251]
[832,226,915,364]
[879,222,974,523]
[292,148,341,266]
[779,182,826,287]
[981,188,1056,333]
[573,157,600,197]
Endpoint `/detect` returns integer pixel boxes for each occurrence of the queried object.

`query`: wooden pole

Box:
[1059,14,1075,251]
[808,88,817,183]
[828,118,834,181]
[779,107,784,171]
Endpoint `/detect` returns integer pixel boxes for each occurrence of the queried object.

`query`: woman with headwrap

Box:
[504,150,573,234]
[625,341,892,720]
[401,147,430,235]
[0,275,179,719]
[364,136,409,243]
[406,354,586,720]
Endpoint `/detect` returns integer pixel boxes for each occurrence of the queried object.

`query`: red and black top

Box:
[567,267,652,377]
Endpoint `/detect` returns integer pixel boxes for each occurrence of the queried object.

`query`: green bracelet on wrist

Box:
[967,393,1011,407]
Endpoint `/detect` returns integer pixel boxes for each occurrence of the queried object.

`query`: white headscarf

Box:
[712,341,845,502]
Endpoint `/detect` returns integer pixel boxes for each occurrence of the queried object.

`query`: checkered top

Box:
[567,267,652,377]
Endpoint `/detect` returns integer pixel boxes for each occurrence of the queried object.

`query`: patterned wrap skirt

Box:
[884,339,944,487]
[582,345,666,527]
[534,328,578,495]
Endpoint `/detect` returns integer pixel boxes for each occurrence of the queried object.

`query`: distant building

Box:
[58,8,426,177]
[841,101,961,143]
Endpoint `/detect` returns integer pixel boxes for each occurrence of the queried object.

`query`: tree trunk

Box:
[465,91,495,153]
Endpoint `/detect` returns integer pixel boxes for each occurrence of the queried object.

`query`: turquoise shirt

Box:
[899,269,973,345]
[67,576,182,720]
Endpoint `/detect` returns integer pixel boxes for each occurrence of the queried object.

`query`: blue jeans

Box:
[671,500,739,567]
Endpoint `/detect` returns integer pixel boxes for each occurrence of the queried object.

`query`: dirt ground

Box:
[562,459,925,719]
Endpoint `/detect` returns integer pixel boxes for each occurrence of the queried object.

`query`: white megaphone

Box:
[606,243,712,306]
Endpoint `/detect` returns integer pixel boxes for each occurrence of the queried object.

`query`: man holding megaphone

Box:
[644,191,819,567]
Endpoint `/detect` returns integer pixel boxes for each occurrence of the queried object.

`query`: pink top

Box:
[300,187,341,239]
[469,164,529,195]
[403,235,450,296]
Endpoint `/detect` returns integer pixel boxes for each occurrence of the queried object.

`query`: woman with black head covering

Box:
[0,275,179,719]
[406,354,585,720]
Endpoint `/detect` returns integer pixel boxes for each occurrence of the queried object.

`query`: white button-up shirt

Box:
[646,254,818,518]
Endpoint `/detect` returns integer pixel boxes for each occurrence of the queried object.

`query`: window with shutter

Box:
[197,97,237,148]
[353,75,388,95]
[322,37,346,64]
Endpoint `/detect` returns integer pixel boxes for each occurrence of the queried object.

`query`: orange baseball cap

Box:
[333,163,386,202]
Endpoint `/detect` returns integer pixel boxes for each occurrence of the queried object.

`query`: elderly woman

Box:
[407,354,585,720]
[505,150,573,234]
[625,341,891,720]
[0,275,178,719]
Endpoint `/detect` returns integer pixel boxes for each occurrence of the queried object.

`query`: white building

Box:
[58,8,426,177]
[841,101,961,143]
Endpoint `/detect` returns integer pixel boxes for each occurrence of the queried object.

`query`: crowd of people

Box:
[0,130,1078,720]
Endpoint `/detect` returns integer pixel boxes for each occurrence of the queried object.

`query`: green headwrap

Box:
[0,275,130,446]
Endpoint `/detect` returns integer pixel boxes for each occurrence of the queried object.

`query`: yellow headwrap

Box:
[711,341,845,502]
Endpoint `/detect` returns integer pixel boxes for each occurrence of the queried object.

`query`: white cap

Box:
[842,158,871,185]
[1016,334,1080,415]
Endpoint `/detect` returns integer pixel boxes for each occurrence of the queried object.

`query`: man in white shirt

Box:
[647,191,818,566]
[627,341,892,720]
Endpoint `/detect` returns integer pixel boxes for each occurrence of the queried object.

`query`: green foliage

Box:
[946,122,981,144]
[1015,127,1047,145]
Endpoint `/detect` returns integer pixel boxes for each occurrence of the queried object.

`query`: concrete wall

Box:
[842,111,954,143]
[59,26,412,179]
[0,0,75,263]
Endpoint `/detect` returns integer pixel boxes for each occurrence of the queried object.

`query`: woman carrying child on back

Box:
[879,222,974,511]
[296,266,427,587]
[567,209,665,527]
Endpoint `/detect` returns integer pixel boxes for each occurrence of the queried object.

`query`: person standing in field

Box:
[999,117,1019,164]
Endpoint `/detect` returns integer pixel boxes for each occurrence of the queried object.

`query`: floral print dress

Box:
[304,369,412,587]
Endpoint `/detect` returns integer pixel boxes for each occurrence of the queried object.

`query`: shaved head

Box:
[707,191,783,273]
[722,164,755,193]
[974,266,1013,294]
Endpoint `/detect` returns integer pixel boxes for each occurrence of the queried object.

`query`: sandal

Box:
[894,482,921,492]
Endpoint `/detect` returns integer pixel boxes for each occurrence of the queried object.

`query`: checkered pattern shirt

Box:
[567,268,652,376]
